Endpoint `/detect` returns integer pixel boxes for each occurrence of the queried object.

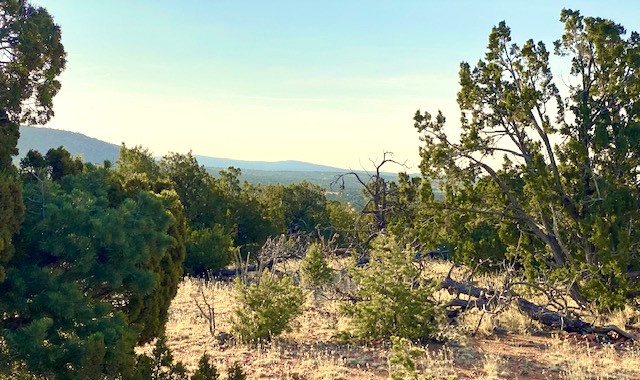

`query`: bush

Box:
[388,336,426,380]
[191,353,219,380]
[387,336,457,380]
[231,269,304,343]
[344,235,440,341]
[300,243,333,290]
[184,225,234,276]
[226,363,246,380]
[133,335,188,380]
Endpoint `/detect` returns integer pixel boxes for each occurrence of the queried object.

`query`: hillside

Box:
[195,155,346,172]
[17,126,121,164]
[16,126,352,173]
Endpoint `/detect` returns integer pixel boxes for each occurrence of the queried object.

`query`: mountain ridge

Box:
[16,126,352,172]
[17,125,120,164]
[193,155,346,172]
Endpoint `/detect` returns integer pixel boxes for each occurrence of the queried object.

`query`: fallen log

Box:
[209,262,274,279]
[442,276,636,341]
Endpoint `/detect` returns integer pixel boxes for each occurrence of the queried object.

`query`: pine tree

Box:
[0,0,65,282]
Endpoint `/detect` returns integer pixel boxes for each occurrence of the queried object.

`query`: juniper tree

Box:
[0,0,65,283]
[415,9,640,309]
[114,145,188,343]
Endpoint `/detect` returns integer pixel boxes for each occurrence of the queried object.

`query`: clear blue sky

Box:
[34,1,640,169]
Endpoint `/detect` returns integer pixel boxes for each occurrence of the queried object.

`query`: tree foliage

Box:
[0,0,66,124]
[0,171,22,282]
[0,0,65,284]
[160,152,225,229]
[184,225,233,276]
[231,269,304,343]
[113,145,188,343]
[415,9,640,309]
[300,243,333,290]
[344,235,440,341]
[259,181,329,235]
[0,161,187,378]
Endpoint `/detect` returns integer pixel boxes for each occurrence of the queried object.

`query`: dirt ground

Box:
[140,277,640,380]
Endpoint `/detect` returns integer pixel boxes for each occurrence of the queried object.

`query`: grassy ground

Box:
[147,260,640,379]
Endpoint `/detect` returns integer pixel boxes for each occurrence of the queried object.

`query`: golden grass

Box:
[145,259,640,379]
[547,338,640,380]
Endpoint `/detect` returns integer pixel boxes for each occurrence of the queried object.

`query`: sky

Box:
[33,1,640,170]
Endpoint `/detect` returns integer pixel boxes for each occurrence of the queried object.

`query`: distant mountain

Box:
[15,126,400,180]
[16,126,349,172]
[15,126,433,207]
[194,156,345,172]
[17,126,120,164]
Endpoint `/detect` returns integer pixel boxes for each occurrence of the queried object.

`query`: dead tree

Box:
[191,281,216,338]
[211,234,308,280]
[331,152,409,246]
[441,266,636,342]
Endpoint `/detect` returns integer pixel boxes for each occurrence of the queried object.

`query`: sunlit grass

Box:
[144,259,640,379]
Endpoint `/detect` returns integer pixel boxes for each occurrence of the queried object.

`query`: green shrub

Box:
[345,235,440,341]
[184,225,234,276]
[300,243,333,289]
[231,269,304,343]
[191,353,219,380]
[226,363,246,380]
[133,335,188,380]
[388,336,426,380]
[387,336,457,380]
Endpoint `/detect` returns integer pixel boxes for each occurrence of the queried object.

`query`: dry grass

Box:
[457,304,541,336]
[144,259,640,379]
[149,277,391,379]
[546,338,640,380]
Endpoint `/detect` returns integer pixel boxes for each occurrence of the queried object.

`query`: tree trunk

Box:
[442,276,635,341]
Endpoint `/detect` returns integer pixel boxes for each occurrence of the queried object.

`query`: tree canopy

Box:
[0,0,66,283]
[415,9,640,308]
[0,159,187,377]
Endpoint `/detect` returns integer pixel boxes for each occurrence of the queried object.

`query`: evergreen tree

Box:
[0,0,65,283]
[114,145,188,343]
[191,354,219,380]
[159,152,225,229]
[345,235,440,341]
[184,225,233,276]
[415,9,640,308]
[159,153,234,275]
[0,164,181,377]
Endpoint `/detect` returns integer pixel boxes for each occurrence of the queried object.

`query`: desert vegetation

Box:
[2,1,640,379]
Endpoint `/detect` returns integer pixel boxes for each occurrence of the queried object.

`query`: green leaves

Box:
[345,235,440,341]
[415,9,640,309]
[300,243,333,290]
[185,225,233,276]
[0,0,66,125]
[231,269,304,343]
[0,161,188,377]
[0,171,23,282]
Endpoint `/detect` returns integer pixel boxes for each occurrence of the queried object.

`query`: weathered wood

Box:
[210,262,273,279]
[442,276,636,341]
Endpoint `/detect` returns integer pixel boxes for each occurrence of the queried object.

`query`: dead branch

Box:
[191,281,216,338]
[441,270,636,341]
